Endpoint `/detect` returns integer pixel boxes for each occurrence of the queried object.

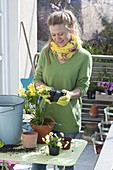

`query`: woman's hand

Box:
[57,90,72,106]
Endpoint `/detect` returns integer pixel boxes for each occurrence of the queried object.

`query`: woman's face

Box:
[49,24,71,47]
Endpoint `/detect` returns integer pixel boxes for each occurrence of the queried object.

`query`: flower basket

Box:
[95,91,113,101]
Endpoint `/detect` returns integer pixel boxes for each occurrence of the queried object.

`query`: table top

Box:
[0,139,87,166]
[94,124,113,170]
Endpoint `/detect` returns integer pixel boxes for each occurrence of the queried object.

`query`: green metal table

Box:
[0,139,87,169]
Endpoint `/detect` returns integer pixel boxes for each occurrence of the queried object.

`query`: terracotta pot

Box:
[31,118,54,144]
[89,104,98,118]
[48,146,60,156]
[22,132,38,149]
[62,137,72,150]
[84,123,99,137]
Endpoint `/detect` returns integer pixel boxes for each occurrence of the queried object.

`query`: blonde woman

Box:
[32,10,92,170]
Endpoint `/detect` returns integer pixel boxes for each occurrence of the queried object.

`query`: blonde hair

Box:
[45,10,82,63]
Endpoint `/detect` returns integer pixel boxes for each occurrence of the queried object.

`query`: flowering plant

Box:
[18,83,51,125]
[42,132,64,148]
[97,81,113,95]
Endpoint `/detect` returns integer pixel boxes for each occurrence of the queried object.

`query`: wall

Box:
[81,0,113,40]
[19,0,37,82]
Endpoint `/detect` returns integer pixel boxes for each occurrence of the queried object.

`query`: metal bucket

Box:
[0,95,24,144]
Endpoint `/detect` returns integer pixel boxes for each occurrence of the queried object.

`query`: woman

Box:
[32,9,92,170]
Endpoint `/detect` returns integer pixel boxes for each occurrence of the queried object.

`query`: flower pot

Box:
[89,104,98,118]
[48,146,60,156]
[62,137,72,150]
[22,132,38,149]
[91,132,107,154]
[87,91,95,99]
[84,123,99,137]
[31,118,54,144]
[48,89,66,102]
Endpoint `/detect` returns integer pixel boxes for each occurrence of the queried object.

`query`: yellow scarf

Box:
[50,35,81,61]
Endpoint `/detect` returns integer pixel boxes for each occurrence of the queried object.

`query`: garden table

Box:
[0,139,87,169]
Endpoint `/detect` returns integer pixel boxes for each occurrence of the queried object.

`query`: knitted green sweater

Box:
[34,47,92,133]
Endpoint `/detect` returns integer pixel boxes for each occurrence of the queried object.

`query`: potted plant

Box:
[42,132,64,156]
[96,81,113,101]
[18,83,55,143]
[87,81,97,99]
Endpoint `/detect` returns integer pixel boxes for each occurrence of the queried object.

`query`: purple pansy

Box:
[97,81,113,95]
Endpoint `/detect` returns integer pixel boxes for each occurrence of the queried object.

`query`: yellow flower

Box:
[49,132,53,136]
[18,89,27,97]
[28,83,35,90]
[57,142,62,147]
[29,90,35,96]
[43,132,64,148]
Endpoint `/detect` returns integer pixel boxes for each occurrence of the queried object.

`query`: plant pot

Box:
[48,146,60,156]
[89,104,98,118]
[87,91,95,99]
[84,123,99,137]
[62,137,72,150]
[48,89,66,102]
[31,118,54,144]
[91,132,107,154]
[22,131,38,149]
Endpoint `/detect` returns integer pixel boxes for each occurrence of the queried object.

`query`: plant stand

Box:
[96,91,113,101]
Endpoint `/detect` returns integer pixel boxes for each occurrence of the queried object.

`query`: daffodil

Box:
[18,83,51,125]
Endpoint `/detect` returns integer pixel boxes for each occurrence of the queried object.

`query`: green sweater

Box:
[34,47,92,133]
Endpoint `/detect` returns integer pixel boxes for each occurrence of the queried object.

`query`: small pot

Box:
[89,104,98,118]
[62,137,72,150]
[22,131,38,149]
[48,89,66,102]
[87,91,95,99]
[48,146,60,156]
